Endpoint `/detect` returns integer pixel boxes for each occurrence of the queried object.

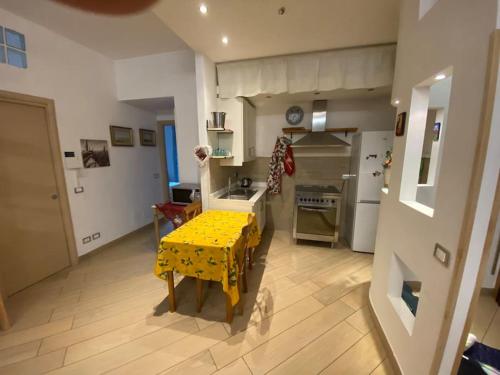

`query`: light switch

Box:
[74,186,84,194]
[434,243,450,267]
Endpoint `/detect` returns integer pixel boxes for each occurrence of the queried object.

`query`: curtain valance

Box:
[216,45,396,98]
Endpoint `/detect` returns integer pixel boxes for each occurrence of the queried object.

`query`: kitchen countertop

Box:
[209,182,267,205]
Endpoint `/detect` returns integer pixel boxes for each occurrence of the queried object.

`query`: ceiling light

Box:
[222,36,229,45]
[435,73,446,80]
[394,99,400,105]
[199,4,207,14]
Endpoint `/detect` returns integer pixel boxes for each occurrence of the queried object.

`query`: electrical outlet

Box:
[82,236,91,244]
[74,186,84,194]
[92,232,100,240]
[434,243,450,267]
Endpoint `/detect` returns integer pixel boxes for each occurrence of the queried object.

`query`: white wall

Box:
[369,0,498,374]
[254,96,396,157]
[114,50,199,184]
[0,8,162,256]
[194,53,217,209]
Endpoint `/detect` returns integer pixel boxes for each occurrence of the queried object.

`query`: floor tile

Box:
[268,321,363,375]
[243,300,355,374]
[320,332,385,374]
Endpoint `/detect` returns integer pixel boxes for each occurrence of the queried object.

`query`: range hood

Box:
[292,100,351,148]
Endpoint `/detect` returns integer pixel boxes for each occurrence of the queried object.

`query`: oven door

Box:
[295,205,337,237]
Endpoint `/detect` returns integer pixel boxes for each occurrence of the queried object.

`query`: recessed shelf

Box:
[387,253,422,335]
[207,128,233,134]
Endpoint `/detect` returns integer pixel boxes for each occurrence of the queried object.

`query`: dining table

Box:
[154,210,260,322]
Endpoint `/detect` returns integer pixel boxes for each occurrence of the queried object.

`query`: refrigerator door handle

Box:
[359,200,380,204]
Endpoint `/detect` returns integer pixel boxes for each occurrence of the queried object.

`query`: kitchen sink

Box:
[219,189,257,200]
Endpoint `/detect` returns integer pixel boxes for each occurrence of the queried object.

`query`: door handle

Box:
[51,193,59,200]
[299,207,330,213]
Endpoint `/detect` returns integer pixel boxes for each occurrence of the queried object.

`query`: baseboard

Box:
[368,297,403,375]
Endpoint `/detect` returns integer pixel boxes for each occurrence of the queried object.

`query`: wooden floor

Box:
[0,225,393,374]
[471,293,500,349]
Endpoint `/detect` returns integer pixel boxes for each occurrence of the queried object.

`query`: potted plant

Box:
[383,150,392,188]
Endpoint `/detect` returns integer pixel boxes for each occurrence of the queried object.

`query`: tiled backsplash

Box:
[209,160,239,193]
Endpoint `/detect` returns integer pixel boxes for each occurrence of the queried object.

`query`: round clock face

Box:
[285,106,304,125]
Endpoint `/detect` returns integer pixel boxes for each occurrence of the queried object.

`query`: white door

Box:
[352,202,380,253]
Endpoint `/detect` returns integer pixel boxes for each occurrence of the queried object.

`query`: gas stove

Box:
[293,184,342,246]
[295,184,342,208]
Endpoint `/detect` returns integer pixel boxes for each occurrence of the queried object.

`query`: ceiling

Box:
[0,0,188,59]
[153,0,400,62]
[124,97,175,115]
[251,86,393,108]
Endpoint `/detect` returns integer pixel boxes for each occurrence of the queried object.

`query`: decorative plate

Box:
[285,106,304,125]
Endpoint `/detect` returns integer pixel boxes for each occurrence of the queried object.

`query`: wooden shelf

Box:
[207,128,233,134]
[210,155,234,159]
[282,127,358,134]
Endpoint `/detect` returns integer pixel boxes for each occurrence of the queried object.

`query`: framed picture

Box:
[139,129,156,146]
[80,139,110,168]
[395,112,407,137]
[433,122,441,141]
[110,125,134,146]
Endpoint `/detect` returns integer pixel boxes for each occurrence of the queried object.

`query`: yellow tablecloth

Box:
[155,210,260,306]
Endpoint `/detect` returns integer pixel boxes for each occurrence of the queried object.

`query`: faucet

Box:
[228,172,238,196]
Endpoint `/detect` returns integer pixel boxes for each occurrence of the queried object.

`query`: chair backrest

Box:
[183,201,202,222]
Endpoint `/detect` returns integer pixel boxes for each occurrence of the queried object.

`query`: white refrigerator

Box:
[345,131,393,253]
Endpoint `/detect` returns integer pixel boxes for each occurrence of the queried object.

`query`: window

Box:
[0,26,27,68]
[164,124,179,186]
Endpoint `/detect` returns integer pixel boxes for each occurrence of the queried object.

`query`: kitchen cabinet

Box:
[252,193,266,234]
[215,97,256,166]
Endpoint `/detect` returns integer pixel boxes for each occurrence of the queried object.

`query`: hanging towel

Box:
[267,136,293,194]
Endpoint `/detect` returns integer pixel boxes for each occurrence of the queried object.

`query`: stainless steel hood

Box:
[292,100,351,148]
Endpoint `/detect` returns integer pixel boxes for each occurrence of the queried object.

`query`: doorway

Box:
[0,91,77,298]
[158,120,180,201]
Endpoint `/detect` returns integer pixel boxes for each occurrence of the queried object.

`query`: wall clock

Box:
[285,106,304,126]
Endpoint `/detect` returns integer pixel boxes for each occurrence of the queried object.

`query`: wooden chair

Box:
[183,201,202,222]
[152,201,202,250]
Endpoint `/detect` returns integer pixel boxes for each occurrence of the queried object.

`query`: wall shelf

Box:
[210,155,234,159]
[207,128,233,134]
[282,127,358,134]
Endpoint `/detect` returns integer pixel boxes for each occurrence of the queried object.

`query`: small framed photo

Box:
[139,129,156,146]
[110,126,134,146]
[433,122,441,141]
[395,112,407,137]
[80,139,110,168]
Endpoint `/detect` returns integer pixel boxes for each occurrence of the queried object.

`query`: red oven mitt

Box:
[284,144,295,176]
